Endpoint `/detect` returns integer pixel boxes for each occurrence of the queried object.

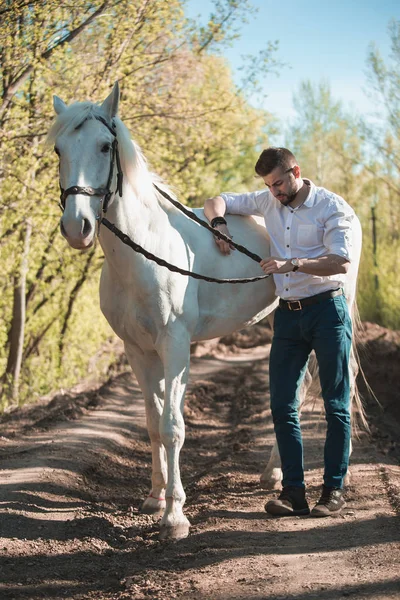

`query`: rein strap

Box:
[154,184,264,264]
[59,115,123,213]
[101,218,271,285]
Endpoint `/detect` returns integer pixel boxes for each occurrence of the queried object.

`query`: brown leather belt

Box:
[279,288,343,311]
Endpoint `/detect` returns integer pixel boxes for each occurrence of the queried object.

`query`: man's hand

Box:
[260,257,293,274]
[213,224,236,255]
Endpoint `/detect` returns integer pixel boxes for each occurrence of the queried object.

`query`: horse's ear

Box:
[53,95,67,115]
[101,82,120,118]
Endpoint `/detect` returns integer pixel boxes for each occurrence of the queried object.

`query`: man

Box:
[204,147,355,517]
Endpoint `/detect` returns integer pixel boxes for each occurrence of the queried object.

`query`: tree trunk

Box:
[0,2,111,119]
[58,250,95,367]
[371,204,379,290]
[3,220,32,402]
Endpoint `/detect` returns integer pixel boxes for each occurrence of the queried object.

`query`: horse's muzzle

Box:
[60,216,95,249]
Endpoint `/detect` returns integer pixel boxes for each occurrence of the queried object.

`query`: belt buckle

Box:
[289,300,302,311]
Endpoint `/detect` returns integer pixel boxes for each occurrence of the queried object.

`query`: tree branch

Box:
[0,1,111,118]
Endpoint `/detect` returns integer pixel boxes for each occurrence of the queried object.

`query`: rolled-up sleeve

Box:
[220,191,268,217]
[323,198,355,262]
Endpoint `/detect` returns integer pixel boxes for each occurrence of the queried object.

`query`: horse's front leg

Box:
[157,328,191,540]
[124,344,167,516]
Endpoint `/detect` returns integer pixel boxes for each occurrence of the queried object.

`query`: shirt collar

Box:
[271,178,317,209]
[302,179,317,208]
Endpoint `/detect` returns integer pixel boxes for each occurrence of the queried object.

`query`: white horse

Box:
[47,83,363,539]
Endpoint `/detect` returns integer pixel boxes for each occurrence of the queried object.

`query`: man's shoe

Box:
[311,485,346,517]
[265,485,310,516]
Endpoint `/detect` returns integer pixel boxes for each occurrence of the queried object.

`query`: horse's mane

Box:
[46,101,176,206]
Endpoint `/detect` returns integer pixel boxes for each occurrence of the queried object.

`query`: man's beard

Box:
[278,186,298,206]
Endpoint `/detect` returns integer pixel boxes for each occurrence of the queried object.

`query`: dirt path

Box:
[0,338,399,600]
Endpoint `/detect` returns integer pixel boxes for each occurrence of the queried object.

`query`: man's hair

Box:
[255,147,297,177]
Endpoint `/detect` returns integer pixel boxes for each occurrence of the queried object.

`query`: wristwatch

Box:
[291,258,300,272]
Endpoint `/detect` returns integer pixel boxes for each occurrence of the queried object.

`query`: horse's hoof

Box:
[159,523,190,541]
[141,504,165,516]
[260,467,282,490]
[141,498,166,516]
[260,478,282,490]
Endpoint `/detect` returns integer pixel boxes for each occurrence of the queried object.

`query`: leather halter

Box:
[59,115,123,214]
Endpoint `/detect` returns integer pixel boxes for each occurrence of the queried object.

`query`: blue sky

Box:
[185,0,398,131]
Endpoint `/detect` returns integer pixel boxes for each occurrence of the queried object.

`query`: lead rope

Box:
[100,217,270,284]
[99,184,271,284]
[153,185,264,264]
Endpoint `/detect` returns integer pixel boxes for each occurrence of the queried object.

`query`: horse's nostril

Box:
[82,218,92,237]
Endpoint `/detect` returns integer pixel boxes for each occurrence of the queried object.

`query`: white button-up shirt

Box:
[221,179,355,300]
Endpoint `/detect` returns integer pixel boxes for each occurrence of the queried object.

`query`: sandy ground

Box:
[0,322,399,600]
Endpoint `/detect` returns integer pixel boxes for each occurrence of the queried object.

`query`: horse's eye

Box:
[54,146,60,156]
[101,144,111,153]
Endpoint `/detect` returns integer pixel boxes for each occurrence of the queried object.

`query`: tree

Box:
[356,19,400,326]
[285,80,383,324]
[287,80,362,195]
[1,220,31,404]
[362,18,400,191]
[286,38,400,328]
[0,0,278,408]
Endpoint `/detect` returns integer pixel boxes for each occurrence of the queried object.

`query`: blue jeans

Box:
[269,294,352,489]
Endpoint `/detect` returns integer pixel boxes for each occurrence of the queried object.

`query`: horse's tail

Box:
[350,300,377,435]
[305,298,372,434]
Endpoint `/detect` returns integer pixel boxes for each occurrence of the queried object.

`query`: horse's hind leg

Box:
[344,351,358,486]
[260,363,313,489]
[260,439,282,489]
[260,310,281,489]
[344,439,352,486]
[125,344,167,516]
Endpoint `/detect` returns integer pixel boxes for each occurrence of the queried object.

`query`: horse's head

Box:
[50,83,121,249]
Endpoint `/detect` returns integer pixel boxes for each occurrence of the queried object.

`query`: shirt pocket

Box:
[297,224,323,246]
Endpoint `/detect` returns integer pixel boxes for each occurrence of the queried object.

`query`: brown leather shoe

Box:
[265,486,310,516]
[311,486,346,517]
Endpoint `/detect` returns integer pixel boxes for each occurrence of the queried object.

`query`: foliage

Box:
[0,0,276,408]
[286,20,400,328]
[358,19,400,327]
